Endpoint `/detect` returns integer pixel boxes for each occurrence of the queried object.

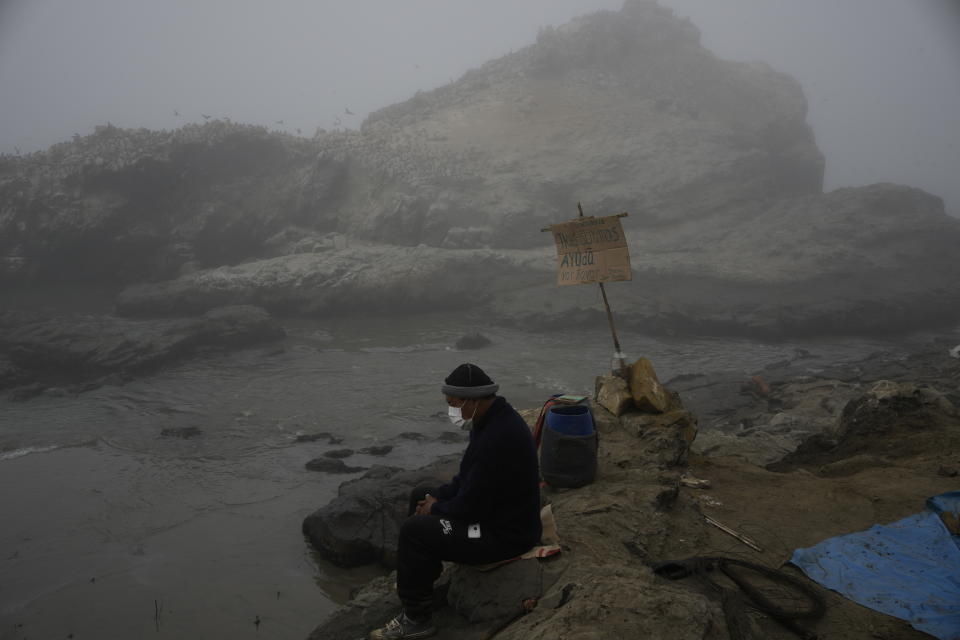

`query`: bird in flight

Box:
[173,109,180,117]
[344,107,354,115]
[275,120,284,125]
[201,114,212,120]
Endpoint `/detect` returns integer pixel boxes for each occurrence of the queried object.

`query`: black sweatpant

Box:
[397,486,532,619]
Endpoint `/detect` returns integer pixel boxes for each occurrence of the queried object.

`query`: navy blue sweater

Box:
[431,396,542,548]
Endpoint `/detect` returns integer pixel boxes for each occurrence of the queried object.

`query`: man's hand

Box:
[415,494,438,516]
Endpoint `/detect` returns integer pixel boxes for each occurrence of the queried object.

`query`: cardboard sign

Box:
[550,215,631,286]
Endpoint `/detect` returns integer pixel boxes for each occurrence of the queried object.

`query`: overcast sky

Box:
[1,0,958,214]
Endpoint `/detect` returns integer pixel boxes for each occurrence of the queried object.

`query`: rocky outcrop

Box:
[0,0,827,266]
[109,184,960,334]
[301,456,460,568]
[0,121,337,283]
[0,304,284,396]
[113,244,547,317]
[769,379,959,472]
[305,373,726,639]
[681,341,960,466]
[343,0,824,246]
[304,345,959,640]
[3,2,959,336]
[488,182,960,337]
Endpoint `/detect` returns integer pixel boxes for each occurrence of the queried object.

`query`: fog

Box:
[1,0,958,214]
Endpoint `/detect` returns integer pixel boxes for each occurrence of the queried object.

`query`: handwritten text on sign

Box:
[550,215,631,286]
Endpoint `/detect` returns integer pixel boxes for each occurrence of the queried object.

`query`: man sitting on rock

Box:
[370,363,543,640]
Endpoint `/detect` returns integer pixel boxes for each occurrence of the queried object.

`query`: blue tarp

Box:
[791,491,960,640]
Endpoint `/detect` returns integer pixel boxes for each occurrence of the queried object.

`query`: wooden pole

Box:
[577,202,627,375]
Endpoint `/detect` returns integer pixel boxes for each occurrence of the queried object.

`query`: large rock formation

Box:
[336,0,825,246]
[113,244,547,317]
[0,122,335,283]
[2,0,958,336]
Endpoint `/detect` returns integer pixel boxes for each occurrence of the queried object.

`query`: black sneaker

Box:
[369,611,437,639]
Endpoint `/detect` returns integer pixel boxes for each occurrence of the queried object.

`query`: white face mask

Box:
[447,404,474,431]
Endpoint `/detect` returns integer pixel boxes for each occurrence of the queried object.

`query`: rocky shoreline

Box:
[301,340,959,640]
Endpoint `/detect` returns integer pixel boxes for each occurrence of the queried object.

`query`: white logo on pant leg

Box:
[439,519,453,535]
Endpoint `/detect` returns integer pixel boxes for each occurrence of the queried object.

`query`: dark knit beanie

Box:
[442,363,499,398]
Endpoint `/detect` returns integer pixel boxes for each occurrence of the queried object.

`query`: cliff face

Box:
[0,0,823,281]
[348,0,824,246]
[0,122,340,282]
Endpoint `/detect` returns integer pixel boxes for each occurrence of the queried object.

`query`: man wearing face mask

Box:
[370,363,542,640]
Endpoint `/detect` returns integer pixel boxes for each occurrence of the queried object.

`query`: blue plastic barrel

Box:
[546,404,594,436]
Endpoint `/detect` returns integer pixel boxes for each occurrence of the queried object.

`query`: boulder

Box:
[594,374,633,416]
[628,357,670,413]
[770,379,959,471]
[446,560,543,624]
[302,456,459,568]
[305,575,405,640]
[499,564,725,640]
[833,381,957,445]
[595,363,698,468]
[618,409,698,467]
